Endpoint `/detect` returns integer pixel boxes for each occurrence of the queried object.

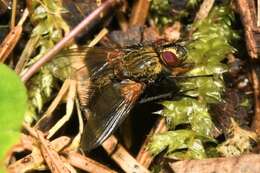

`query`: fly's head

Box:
[156,43,189,75]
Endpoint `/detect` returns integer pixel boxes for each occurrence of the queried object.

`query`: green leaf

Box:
[0,64,27,171]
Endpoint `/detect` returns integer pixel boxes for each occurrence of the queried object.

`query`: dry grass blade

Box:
[37,131,73,173]
[129,0,150,26]
[34,79,71,129]
[169,154,260,173]
[66,151,117,173]
[7,136,71,173]
[136,118,168,168]
[235,0,258,58]
[0,9,28,63]
[251,66,260,135]
[15,36,40,74]
[102,135,150,173]
[10,0,17,28]
[194,0,215,22]
[258,0,260,27]
[47,80,76,139]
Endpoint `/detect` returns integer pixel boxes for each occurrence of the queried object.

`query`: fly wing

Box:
[46,46,120,80]
[81,80,145,152]
[47,46,145,151]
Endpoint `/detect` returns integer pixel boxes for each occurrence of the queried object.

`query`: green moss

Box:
[149,6,238,159]
[24,0,69,123]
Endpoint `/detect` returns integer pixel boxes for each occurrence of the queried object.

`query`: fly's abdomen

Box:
[120,47,162,81]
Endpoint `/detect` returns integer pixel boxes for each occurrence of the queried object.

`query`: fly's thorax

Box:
[117,47,162,82]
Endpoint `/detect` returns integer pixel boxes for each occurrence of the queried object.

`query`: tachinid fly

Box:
[52,42,187,151]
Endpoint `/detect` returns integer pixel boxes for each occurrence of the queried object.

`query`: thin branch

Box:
[194,0,215,22]
[251,63,260,135]
[257,0,260,27]
[102,135,150,173]
[235,0,258,58]
[21,0,122,82]
[136,118,167,168]
[37,131,73,173]
[0,9,28,63]
[8,136,71,173]
[66,151,117,173]
[129,0,150,27]
[10,0,17,28]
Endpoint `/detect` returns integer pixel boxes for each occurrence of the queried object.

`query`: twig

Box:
[88,28,109,47]
[66,151,117,173]
[258,0,260,27]
[37,131,73,173]
[102,135,150,173]
[251,64,260,135]
[136,118,167,168]
[194,0,215,22]
[0,9,29,63]
[235,0,258,58]
[21,0,122,82]
[188,0,215,38]
[23,122,38,138]
[169,154,260,173]
[35,79,70,129]
[10,0,17,28]
[47,80,76,139]
[129,0,150,26]
[15,36,40,74]
[8,136,71,173]
[116,11,128,31]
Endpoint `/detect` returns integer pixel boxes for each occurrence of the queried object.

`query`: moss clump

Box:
[148,6,239,159]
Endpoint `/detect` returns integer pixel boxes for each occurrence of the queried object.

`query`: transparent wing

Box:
[80,80,145,151]
[45,46,121,80]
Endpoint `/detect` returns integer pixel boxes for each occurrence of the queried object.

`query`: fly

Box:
[53,42,188,151]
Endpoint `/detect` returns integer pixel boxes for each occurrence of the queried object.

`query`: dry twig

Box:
[129,0,150,26]
[136,118,167,168]
[194,0,215,22]
[0,9,28,63]
[7,136,71,173]
[251,65,260,135]
[235,0,258,58]
[66,151,117,173]
[102,135,150,173]
[37,131,75,173]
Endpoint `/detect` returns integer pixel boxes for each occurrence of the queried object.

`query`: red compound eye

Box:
[162,51,178,66]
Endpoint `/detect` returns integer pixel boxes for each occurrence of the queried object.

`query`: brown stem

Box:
[10,0,17,28]
[129,0,150,27]
[194,0,215,21]
[0,9,28,63]
[21,0,122,82]
[235,0,258,59]
[66,151,117,173]
[136,118,167,168]
[250,63,260,135]
[102,135,150,173]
